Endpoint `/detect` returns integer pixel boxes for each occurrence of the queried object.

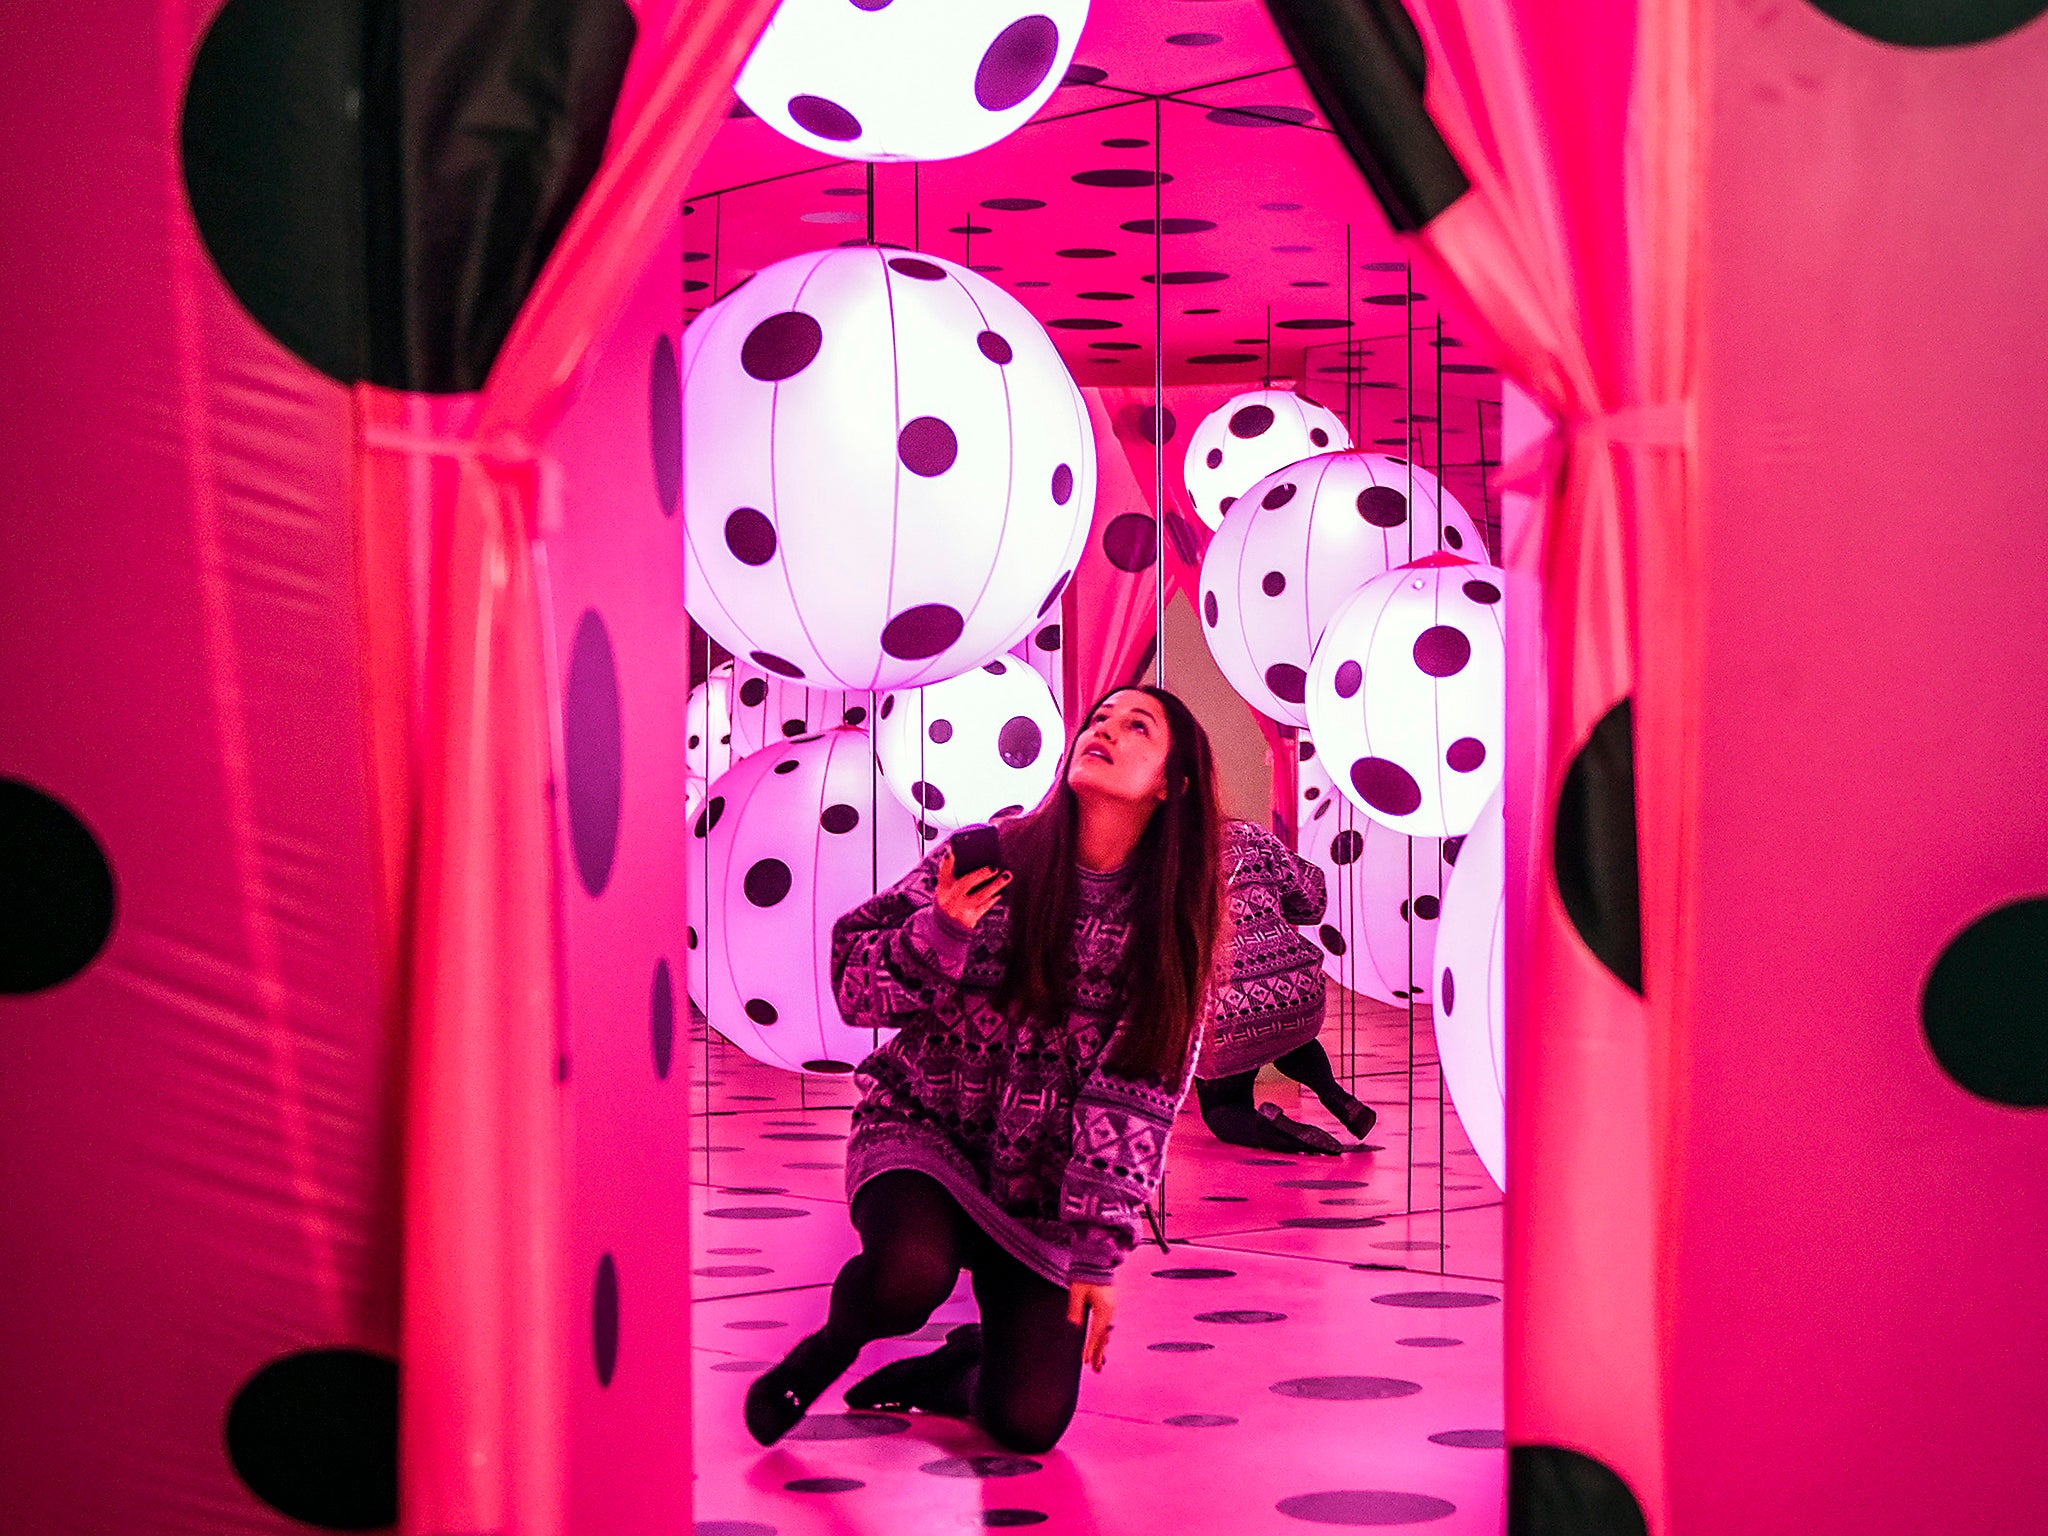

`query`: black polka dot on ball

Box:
[1441,968,1457,1014]
[1330,830,1364,866]
[650,959,675,1081]
[881,604,965,660]
[1204,591,1218,626]
[889,256,947,280]
[1443,526,1465,550]
[1330,659,1361,698]
[751,650,805,679]
[225,1348,397,1530]
[788,94,862,141]
[1261,482,1297,511]
[0,778,116,994]
[984,660,1007,676]
[1443,836,1464,864]
[899,416,958,477]
[1319,924,1346,955]
[741,311,824,380]
[1923,897,2048,1107]
[1262,570,1286,597]
[929,719,955,744]
[739,677,768,707]
[1052,463,1075,505]
[978,330,1014,364]
[564,611,622,898]
[1034,623,1061,651]
[1230,404,1275,438]
[821,803,860,834]
[1414,894,1440,921]
[694,796,725,838]
[774,756,800,772]
[976,14,1060,110]
[1447,737,1486,773]
[648,334,680,515]
[1206,447,1223,469]
[744,858,793,906]
[1103,513,1159,572]
[687,925,698,949]
[1219,495,1237,515]
[1039,572,1071,615]
[844,705,867,725]
[911,781,946,810]
[1310,427,1329,447]
[1358,487,1408,528]
[1413,625,1472,677]
[745,999,779,1025]
[998,716,1044,768]
[724,507,776,565]
[592,1254,620,1386]
[1351,757,1422,817]
[1264,664,1307,704]
[1464,578,1502,604]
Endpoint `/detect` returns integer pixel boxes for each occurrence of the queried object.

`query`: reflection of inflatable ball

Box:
[1434,784,1505,1189]
[1010,615,1064,697]
[683,250,1091,692]
[1297,734,1447,1004]
[1202,453,1484,725]
[1306,558,1505,838]
[735,0,1089,163]
[728,658,868,755]
[686,661,735,783]
[875,656,1063,834]
[1183,389,1353,532]
[685,729,922,1075]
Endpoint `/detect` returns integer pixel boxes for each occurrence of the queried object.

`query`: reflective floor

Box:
[688,994,1504,1534]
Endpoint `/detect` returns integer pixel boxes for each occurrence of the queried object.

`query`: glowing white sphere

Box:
[686,729,923,1076]
[683,246,1092,691]
[686,661,735,783]
[1434,784,1505,1189]
[1201,453,1484,725]
[1183,390,1352,532]
[1296,734,1447,1004]
[736,0,1088,163]
[728,658,870,755]
[875,654,1063,833]
[1306,558,1505,838]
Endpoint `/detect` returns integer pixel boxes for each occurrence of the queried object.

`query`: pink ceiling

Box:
[681,0,1501,521]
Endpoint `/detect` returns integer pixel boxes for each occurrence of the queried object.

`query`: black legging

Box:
[1196,1038,1352,1146]
[821,1170,1084,1454]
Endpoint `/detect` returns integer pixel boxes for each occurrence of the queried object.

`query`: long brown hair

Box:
[993,685,1226,1081]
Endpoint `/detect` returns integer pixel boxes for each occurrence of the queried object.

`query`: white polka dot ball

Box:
[875,654,1063,834]
[683,246,1092,692]
[685,660,735,783]
[1433,783,1505,1189]
[1200,452,1484,725]
[728,658,870,755]
[685,728,923,1076]
[1296,733,1447,1004]
[1183,389,1352,532]
[1009,613,1064,698]
[1306,556,1505,839]
[736,0,1089,163]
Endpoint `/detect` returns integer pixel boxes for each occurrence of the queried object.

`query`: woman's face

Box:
[1066,690,1173,807]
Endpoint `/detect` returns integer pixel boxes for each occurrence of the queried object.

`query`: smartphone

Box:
[948,823,1004,879]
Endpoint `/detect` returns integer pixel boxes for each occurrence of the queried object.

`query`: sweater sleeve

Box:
[830,851,976,1028]
[1059,1031,1202,1284]
[1277,838,1327,925]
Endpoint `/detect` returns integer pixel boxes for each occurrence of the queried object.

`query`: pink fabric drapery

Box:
[385,4,780,1532]
[1402,0,1702,1523]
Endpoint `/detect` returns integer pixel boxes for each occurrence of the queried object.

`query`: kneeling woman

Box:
[745,687,1225,1454]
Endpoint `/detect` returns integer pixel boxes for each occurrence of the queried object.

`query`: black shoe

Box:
[844,1323,982,1415]
[745,1330,856,1446]
[1259,1101,1343,1154]
[1326,1091,1378,1140]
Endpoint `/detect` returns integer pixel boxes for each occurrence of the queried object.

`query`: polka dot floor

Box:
[687,991,1505,1534]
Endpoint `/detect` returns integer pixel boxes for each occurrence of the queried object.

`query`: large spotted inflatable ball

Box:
[1184,389,1352,531]
[1306,556,1505,839]
[685,729,923,1075]
[1202,452,1485,725]
[682,246,1093,691]
[728,657,869,755]
[1297,733,1447,1003]
[1433,783,1505,1189]
[875,654,1063,834]
[686,659,735,783]
[735,0,1090,163]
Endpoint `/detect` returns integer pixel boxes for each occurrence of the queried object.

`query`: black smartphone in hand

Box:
[949,823,1004,879]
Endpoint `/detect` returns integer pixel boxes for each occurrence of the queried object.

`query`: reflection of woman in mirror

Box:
[744,687,1225,1453]
[1192,822,1379,1154]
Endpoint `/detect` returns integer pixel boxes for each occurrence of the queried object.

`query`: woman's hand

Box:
[1067,1281,1117,1372]
[934,847,1012,930]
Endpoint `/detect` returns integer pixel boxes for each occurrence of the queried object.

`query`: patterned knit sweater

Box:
[832,843,1196,1288]
[1195,819,1329,1080]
